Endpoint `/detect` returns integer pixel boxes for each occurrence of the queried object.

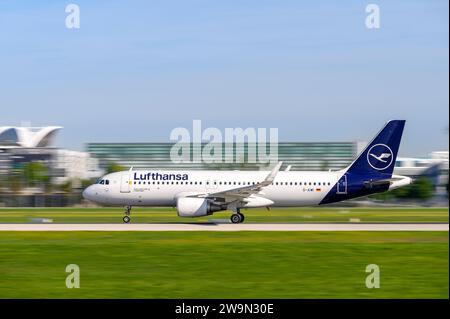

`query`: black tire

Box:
[123,216,131,223]
[230,213,242,224]
[238,213,245,223]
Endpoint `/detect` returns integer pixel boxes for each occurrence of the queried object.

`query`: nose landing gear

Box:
[123,206,132,223]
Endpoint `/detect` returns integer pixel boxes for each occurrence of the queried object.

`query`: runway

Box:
[0,223,448,231]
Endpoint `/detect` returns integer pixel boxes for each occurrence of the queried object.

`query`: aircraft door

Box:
[337,174,347,194]
[120,171,131,193]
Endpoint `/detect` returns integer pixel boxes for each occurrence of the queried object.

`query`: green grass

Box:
[0,231,447,298]
[0,207,448,223]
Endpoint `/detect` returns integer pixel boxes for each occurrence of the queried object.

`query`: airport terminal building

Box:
[0,126,101,185]
[86,142,362,172]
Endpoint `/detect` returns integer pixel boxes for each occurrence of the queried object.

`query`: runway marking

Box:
[0,223,448,231]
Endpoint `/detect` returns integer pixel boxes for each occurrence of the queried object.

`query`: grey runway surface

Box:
[0,223,448,231]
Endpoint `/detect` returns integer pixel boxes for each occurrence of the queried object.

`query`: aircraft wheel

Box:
[230,213,242,224]
[123,216,131,224]
[238,212,245,223]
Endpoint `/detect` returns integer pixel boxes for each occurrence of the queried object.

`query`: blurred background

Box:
[0,125,447,207]
[0,1,448,207]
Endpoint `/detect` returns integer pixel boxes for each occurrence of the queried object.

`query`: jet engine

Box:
[176,197,225,217]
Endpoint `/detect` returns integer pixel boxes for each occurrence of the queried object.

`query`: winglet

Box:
[265,161,283,184]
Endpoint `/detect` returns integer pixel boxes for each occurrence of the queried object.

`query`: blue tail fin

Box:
[346,120,405,178]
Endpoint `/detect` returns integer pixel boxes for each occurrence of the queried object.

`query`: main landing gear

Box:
[123,205,132,223]
[230,209,245,224]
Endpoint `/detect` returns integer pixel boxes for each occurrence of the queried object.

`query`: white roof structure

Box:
[0,126,62,148]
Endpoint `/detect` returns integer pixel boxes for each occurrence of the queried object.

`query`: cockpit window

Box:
[96,178,110,185]
[96,179,109,185]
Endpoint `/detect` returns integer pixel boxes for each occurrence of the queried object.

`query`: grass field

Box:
[0,231,448,298]
[0,207,448,223]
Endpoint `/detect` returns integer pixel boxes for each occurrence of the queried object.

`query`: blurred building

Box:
[431,151,449,188]
[395,156,442,185]
[52,149,103,185]
[86,142,360,171]
[395,151,449,189]
[0,126,101,186]
[0,126,62,147]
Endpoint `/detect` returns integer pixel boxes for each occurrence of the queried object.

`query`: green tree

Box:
[407,176,434,200]
[7,172,23,194]
[388,176,434,200]
[320,160,329,171]
[22,162,50,187]
[370,176,434,201]
[106,162,125,174]
[57,180,73,193]
[81,179,95,189]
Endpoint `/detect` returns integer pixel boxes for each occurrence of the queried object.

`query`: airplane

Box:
[82,120,412,224]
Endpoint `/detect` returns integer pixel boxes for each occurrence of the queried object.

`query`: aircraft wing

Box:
[188,162,283,203]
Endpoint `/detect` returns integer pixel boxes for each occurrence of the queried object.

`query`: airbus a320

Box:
[83,120,411,223]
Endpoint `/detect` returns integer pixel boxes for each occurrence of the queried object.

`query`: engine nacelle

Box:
[176,197,225,217]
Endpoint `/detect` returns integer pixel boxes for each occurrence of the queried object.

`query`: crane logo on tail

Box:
[367,144,394,170]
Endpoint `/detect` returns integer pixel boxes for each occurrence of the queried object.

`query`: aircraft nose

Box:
[82,185,95,201]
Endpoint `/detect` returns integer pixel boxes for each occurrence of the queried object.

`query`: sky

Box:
[0,0,448,156]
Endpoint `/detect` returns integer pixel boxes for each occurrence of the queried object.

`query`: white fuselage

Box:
[84,170,343,207]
